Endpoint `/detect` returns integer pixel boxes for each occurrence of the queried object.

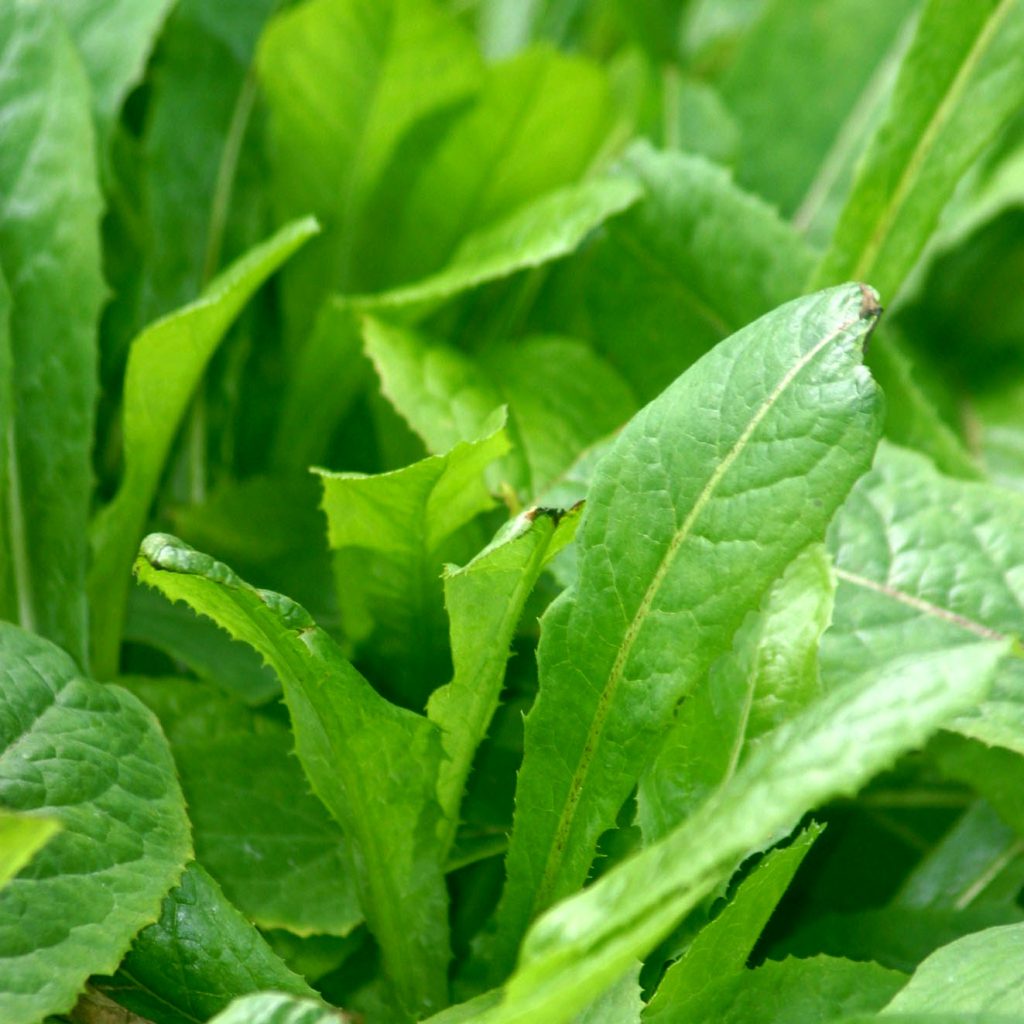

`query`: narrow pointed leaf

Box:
[812,0,1024,300]
[0,623,191,1024]
[824,443,1024,753]
[90,217,319,677]
[429,506,582,849]
[97,862,318,1024]
[485,285,884,974]
[134,535,449,1018]
[0,1,104,664]
[0,810,60,891]
[644,826,822,1023]
[317,422,510,707]
[474,641,1006,1024]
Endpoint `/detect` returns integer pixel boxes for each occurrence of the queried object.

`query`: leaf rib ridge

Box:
[852,0,1014,280]
[532,302,871,911]
[834,566,1009,641]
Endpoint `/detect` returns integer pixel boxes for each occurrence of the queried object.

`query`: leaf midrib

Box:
[530,308,868,915]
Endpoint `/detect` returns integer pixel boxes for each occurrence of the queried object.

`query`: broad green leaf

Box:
[540,143,815,400]
[476,0,588,58]
[97,863,318,1024]
[0,269,13,623]
[0,623,191,1024]
[364,318,636,495]
[56,0,175,133]
[823,443,1024,753]
[472,641,1006,1024]
[371,46,617,287]
[644,827,822,1022]
[484,284,883,976]
[639,546,835,842]
[650,955,905,1024]
[429,507,581,850]
[573,963,643,1023]
[845,1016,1024,1023]
[208,992,348,1024]
[883,923,1024,1014]
[90,217,319,678]
[126,678,362,937]
[720,0,917,222]
[358,177,641,320]
[134,535,450,1018]
[812,0,1024,301]
[0,810,60,890]
[317,421,510,707]
[258,0,482,334]
[0,1,104,665]
[973,381,1024,493]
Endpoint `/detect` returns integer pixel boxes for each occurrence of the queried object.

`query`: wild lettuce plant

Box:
[2,1,1024,1023]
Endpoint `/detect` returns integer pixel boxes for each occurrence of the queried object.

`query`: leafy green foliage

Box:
[5,1,1024,1021]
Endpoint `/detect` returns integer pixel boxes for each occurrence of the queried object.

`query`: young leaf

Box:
[473,641,1007,1024]
[812,0,1024,300]
[134,535,450,1018]
[208,992,349,1024]
[484,284,883,976]
[371,46,617,287]
[126,677,362,937]
[823,443,1024,753]
[258,0,483,333]
[0,0,104,665]
[644,826,822,1023]
[540,143,815,399]
[96,862,318,1024]
[89,217,319,678]
[0,810,60,891]
[56,0,176,133]
[0,623,191,1024]
[639,545,835,842]
[364,318,635,495]
[649,955,906,1024]
[316,421,510,707]
[429,506,582,849]
[882,923,1024,1014]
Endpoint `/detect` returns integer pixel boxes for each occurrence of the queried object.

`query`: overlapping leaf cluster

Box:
[2,1,1024,1022]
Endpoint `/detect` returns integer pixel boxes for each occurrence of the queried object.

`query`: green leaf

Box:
[573,963,643,1024]
[370,45,617,288]
[883,923,1024,1014]
[207,992,348,1024]
[484,284,883,976]
[639,546,835,842]
[971,381,1024,493]
[126,677,362,937]
[316,420,511,707]
[429,506,581,848]
[720,0,917,222]
[0,623,191,1024]
[357,177,641,320]
[89,217,319,678]
[649,955,906,1024]
[824,443,1024,753]
[134,535,450,1018]
[257,0,482,333]
[0,809,60,891]
[97,862,318,1024]
[0,0,105,665]
[56,0,176,133]
[541,142,815,400]
[0,268,14,623]
[813,0,1024,300]
[364,318,636,495]
[474,640,1007,1024]
[644,827,822,1022]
